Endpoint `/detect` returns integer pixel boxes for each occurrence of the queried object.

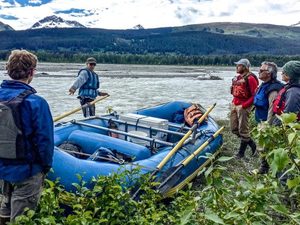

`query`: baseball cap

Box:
[86,57,97,64]
[234,58,251,68]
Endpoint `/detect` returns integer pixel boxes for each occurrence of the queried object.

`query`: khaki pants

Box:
[0,172,44,222]
[230,104,251,141]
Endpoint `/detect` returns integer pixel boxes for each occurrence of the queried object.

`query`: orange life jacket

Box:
[184,104,203,127]
[231,73,258,99]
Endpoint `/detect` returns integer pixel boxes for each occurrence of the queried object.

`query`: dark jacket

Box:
[0,80,54,182]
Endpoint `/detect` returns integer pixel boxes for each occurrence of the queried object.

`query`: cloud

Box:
[55,8,94,17]
[0,14,18,20]
[175,7,201,24]
[0,0,299,30]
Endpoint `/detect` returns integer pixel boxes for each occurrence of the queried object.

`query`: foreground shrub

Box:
[12,168,196,225]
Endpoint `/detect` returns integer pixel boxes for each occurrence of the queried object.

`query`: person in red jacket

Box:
[230,58,259,158]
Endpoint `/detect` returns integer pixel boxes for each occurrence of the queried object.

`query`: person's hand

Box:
[69,88,76,95]
[98,91,109,96]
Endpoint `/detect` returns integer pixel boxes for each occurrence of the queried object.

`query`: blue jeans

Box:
[0,172,44,222]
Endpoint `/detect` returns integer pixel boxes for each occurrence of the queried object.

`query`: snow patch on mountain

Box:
[132,24,144,29]
[30,15,86,29]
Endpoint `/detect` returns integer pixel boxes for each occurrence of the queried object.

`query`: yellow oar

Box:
[156,103,216,171]
[53,94,109,122]
[157,126,224,194]
[132,103,216,199]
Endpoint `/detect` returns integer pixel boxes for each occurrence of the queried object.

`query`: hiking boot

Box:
[235,140,248,158]
[247,138,257,156]
[257,158,269,174]
[0,217,10,225]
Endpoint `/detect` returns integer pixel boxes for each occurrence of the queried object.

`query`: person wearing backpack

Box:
[68,57,108,117]
[252,62,284,174]
[273,60,300,124]
[0,50,54,224]
[230,58,259,159]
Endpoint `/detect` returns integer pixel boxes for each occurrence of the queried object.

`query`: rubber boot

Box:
[0,217,10,225]
[258,157,269,174]
[236,140,248,158]
[248,138,257,156]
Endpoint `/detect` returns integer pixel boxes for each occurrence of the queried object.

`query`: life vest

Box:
[273,84,300,120]
[184,104,203,127]
[0,90,34,162]
[231,73,258,99]
[254,80,284,122]
[78,68,100,99]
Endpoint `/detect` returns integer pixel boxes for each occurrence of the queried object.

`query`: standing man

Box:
[254,62,284,124]
[0,50,54,224]
[230,58,259,158]
[253,62,283,174]
[69,57,107,117]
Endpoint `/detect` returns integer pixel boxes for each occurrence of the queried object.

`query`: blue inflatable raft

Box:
[49,101,223,196]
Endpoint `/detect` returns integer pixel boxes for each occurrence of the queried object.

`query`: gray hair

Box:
[261,61,278,80]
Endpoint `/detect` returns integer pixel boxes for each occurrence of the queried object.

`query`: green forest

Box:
[0,50,300,67]
[0,26,299,66]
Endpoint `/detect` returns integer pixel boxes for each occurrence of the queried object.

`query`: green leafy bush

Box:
[188,113,300,224]
[12,168,196,225]
[10,113,299,224]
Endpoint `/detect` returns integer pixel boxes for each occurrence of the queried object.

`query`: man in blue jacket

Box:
[0,50,54,224]
[252,61,283,174]
[69,57,107,117]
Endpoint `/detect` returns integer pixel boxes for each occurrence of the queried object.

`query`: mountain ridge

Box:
[0,21,14,31]
[30,15,86,29]
[0,25,299,56]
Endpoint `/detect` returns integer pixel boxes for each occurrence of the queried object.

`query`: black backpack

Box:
[0,90,33,160]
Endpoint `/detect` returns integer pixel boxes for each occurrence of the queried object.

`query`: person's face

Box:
[236,64,245,74]
[281,71,290,83]
[258,64,271,82]
[87,63,96,71]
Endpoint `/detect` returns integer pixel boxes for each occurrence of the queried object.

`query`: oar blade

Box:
[155,165,182,195]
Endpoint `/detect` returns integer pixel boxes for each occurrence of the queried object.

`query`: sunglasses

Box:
[89,63,96,66]
[258,69,269,74]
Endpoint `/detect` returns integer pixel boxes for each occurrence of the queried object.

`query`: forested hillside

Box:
[0,23,299,65]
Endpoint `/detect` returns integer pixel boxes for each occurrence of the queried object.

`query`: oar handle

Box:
[156,103,216,170]
[53,94,109,122]
[182,126,224,166]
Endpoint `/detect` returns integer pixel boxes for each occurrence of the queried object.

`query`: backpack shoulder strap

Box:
[8,89,34,104]
[244,72,258,93]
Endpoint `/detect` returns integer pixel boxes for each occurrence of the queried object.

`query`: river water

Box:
[0,62,265,121]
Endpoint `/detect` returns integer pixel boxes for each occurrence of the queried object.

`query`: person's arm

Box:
[32,98,54,173]
[267,90,278,124]
[242,75,258,108]
[69,70,89,95]
[284,88,300,114]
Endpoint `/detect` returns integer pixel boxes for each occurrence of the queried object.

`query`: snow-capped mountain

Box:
[291,21,300,27]
[0,21,14,31]
[30,15,86,29]
[132,24,144,30]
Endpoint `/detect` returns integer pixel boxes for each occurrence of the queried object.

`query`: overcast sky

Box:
[0,0,299,30]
